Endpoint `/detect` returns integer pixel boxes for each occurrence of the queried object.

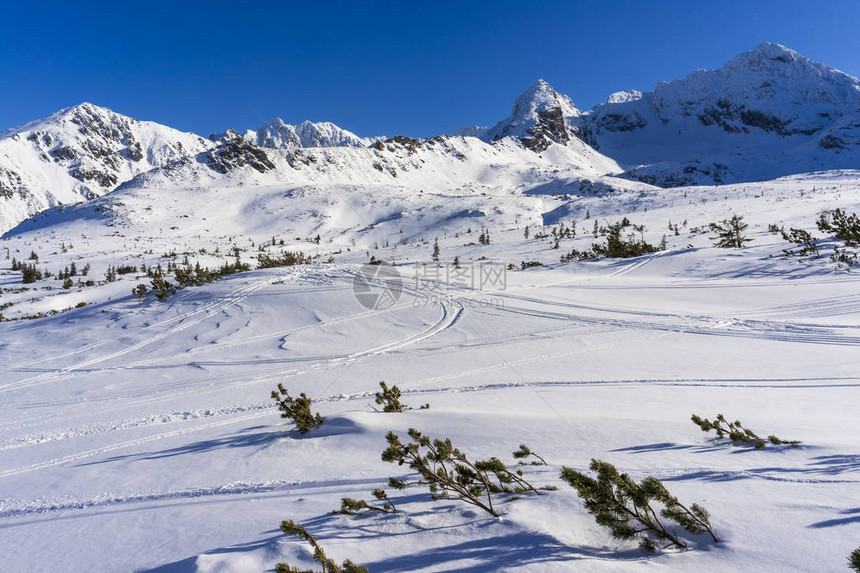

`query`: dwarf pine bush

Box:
[381,428,540,517]
[512,444,547,465]
[561,220,659,262]
[373,381,428,412]
[561,459,718,552]
[339,489,396,515]
[817,208,860,246]
[276,520,368,573]
[781,227,819,257]
[257,250,311,269]
[849,546,860,572]
[709,214,753,248]
[271,383,323,434]
[691,413,800,448]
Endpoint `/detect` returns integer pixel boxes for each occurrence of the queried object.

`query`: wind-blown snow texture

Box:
[0,43,859,573]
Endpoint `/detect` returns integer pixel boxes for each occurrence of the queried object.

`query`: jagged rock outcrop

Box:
[204,130,276,174]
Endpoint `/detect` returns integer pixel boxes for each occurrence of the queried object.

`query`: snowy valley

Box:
[1,42,859,572]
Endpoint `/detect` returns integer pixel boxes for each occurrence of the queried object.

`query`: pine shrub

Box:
[373,381,428,412]
[258,250,311,269]
[339,489,396,515]
[709,215,752,248]
[561,459,718,552]
[561,220,659,262]
[272,383,324,434]
[849,546,860,572]
[276,520,368,573]
[781,227,819,257]
[381,428,540,517]
[817,209,860,246]
[512,444,547,465]
[691,413,800,448]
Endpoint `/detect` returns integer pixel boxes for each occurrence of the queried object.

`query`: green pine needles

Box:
[339,489,396,515]
[512,444,547,465]
[373,381,429,413]
[849,546,860,572]
[561,459,719,552]
[381,428,540,517]
[691,413,800,448]
[272,383,324,434]
[709,214,753,248]
[276,520,368,573]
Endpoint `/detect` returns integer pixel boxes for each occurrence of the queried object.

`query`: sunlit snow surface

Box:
[1,170,859,572]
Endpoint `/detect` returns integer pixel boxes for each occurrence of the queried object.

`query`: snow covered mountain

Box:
[0,103,214,232]
[583,43,860,185]
[480,79,583,152]
[251,118,372,149]
[0,108,377,234]
[2,43,859,235]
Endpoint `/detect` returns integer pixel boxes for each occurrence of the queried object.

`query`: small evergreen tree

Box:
[709,215,752,248]
[561,459,718,552]
[132,284,147,299]
[276,520,368,573]
[374,381,404,412]
[432,238,440,262]
[150,271,173,301]
[271,383,324,433]
[21,263,42,283]
[373,381,429,412]
[849,546,860,572]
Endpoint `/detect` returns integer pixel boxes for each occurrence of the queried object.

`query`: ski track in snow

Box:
[0,276,277,393]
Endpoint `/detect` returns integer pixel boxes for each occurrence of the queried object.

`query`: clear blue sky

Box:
[2,0,858,138]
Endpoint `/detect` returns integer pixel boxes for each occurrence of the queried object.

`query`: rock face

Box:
[0,103,212,231]
[204,130,276,174]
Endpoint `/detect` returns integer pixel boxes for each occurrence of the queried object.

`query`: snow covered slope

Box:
[1,170,859,572]
[0,103,213,232]
[584,43,860,185]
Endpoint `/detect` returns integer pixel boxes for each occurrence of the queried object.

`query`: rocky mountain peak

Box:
[483,79,581,152]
